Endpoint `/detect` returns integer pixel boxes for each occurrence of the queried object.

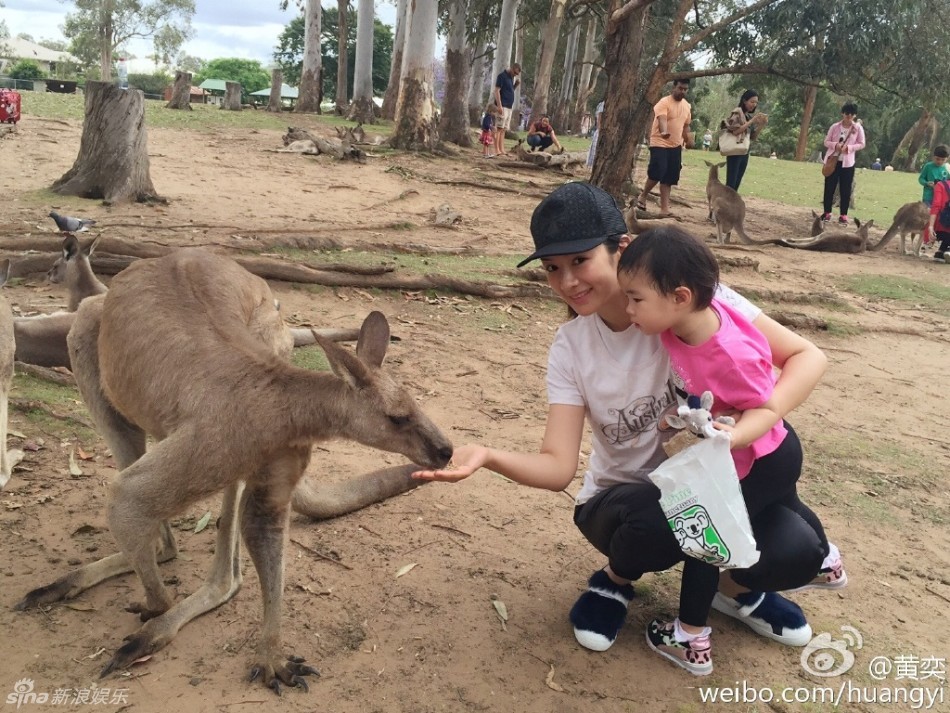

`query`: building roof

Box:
[1,37,78,64]
[198,78,229,92]
[249,84,298,99]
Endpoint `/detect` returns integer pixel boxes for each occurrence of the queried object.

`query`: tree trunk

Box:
[531,0,568,119]
[892,108,935,172]
[51,82,162,205]
[335,0,349,115]
[795,84,817,162]
[165,71,193,110]
[439,0,473,147]
[390,0,438,150]
[491,0,520,83]
[99,6,113,81]
[348,0,376,124]
[552,22,580,129]
[467,43,489,125]
[267,68,283,113]
[591,2,651,199]
[572,17,601,135]
[380,0,407,120]
[221,81,242,111]
[296,0,322,113]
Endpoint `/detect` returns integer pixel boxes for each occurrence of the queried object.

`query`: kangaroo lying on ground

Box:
[867,201,930,256]
[0,260,25,489]
[704,161,754,244]
[16,249,453,692]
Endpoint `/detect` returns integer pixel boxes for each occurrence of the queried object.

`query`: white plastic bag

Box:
[649,427,760,569]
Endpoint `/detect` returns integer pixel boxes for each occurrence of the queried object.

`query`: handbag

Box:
[649,428,760,569]
[822,124,856,177]
[718,129,748,157]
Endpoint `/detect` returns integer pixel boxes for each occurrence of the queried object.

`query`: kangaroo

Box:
[868,201,929,256]
[704,161,753,244]
[47,234,108,312]
[0,260,26,489]
[16,249,453,693]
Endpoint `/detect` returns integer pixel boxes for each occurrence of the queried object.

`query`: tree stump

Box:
[221,81,242,111]
[51,81,163,205]
[166,71,193,110]
[267,69,283,113]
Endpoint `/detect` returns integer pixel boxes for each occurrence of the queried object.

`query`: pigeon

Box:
[49,211,97,233]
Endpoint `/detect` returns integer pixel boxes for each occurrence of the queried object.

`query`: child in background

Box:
[616,227,842,676]
[480,104,498,158]
[919,145,950,206]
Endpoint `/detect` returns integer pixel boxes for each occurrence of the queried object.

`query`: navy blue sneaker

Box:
[569,570,635,651]
[712,591,812,646]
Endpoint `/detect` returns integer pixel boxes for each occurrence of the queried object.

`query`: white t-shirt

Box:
[547,285,761,505]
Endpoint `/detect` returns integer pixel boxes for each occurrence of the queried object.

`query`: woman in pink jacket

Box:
[820,103,866,226]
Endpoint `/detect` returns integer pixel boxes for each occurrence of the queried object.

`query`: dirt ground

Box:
[1,113,948,713]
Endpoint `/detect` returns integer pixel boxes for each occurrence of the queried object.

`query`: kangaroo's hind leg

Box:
[16,296,177,610]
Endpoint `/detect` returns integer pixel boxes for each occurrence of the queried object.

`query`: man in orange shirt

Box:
[636,79,693,217]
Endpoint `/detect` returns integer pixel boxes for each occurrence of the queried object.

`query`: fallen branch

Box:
[769,312,829,331]
[10,399,94,429]
[716,255,759,270]
[14,362,75,386]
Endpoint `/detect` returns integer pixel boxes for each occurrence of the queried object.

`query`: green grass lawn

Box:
[20,89,922,227]
[680,149,922,227]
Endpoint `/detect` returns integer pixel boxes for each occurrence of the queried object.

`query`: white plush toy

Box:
[663,391,735,456]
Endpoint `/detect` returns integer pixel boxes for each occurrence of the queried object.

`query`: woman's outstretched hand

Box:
[412,444,490,482]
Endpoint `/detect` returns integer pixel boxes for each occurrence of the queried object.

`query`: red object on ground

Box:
[0,89,22,124]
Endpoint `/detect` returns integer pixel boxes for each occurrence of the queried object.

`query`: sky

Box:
[3,0,399,73]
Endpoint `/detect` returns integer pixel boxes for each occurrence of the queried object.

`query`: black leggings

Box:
[573,423,827,627]
[823,164,856,216]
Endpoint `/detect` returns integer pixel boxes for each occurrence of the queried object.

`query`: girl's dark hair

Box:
[565,235,623,319]
[841,102,858,116]
[739,89,758,112]
[616,228,719,309]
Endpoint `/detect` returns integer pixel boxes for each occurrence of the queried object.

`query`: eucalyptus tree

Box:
[531,0,569,118]
[348,0,376,122]
[439,0,474,146]
[335,0,349,114]
[390,0,439,149]
[491,0,520,85]
[380,0,407,120]
[62,0,194,80]
[295,0,321,112]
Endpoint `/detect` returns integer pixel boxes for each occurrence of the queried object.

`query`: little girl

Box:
[616,226,844,675]
[480,104,497,158]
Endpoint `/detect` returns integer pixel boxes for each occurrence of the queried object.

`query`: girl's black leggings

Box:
[573,422,827,627]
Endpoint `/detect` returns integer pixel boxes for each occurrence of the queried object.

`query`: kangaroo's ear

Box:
[85,235,102,257]
[62,234,80,260]
[355,311,390,368]
[700,391,714,411]
[316,336,373,389]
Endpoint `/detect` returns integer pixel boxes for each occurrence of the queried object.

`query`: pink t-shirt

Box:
[660,298,787,478]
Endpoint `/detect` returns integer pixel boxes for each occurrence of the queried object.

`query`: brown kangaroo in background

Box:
[47,234,108,312]
[868,201,930,256]
[16,249,453,693]
[704,160,754,244]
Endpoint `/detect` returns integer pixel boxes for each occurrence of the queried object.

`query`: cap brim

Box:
[516,235,610,268]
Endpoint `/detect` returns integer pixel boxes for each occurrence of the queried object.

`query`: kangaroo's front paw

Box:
[124,601,168,622]
[247,654,319,695]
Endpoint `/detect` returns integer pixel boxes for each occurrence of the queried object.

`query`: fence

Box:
[0,76,162,100]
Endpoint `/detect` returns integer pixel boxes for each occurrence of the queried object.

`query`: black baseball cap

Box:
[518,182,628,267]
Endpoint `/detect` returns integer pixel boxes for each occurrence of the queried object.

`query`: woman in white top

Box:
[414,182,845,663]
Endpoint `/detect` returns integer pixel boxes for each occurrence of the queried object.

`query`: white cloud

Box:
[2,1,401,74]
